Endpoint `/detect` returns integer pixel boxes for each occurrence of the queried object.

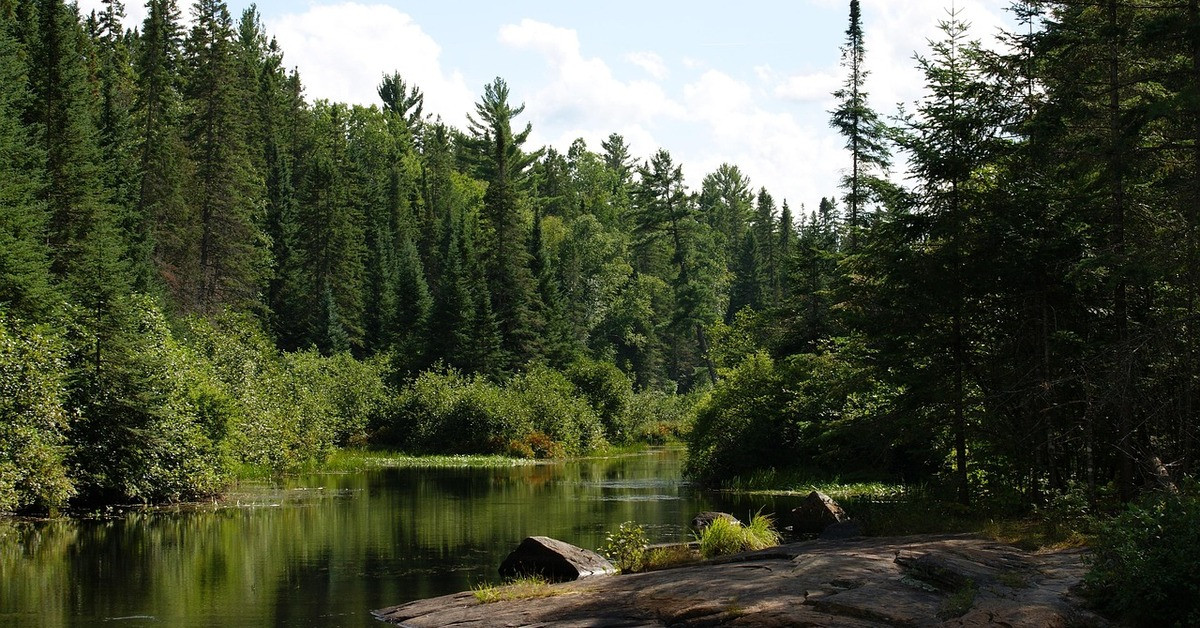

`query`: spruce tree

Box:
[830,0,890,248]
[0,20,55,320]
[181,0,266,313]
[466,77,542,370]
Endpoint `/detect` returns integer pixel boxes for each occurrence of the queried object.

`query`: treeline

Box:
[688,0,1199,507]
[0,0,795,511]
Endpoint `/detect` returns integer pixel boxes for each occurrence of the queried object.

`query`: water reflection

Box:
[0,449,800,627]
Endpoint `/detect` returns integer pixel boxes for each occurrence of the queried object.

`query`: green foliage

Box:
[627,388,695,445]
[0,317,74,512]
[381,366,605,457]
[511,366,604,456]
[565,358,634,443]
[1085,490,1200,627]
[601,521,647,573]
[697,512,780,559]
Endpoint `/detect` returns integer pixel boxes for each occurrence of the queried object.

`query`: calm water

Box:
[0,449,797,627]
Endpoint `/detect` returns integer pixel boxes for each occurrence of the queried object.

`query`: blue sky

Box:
[84,0,1015,213]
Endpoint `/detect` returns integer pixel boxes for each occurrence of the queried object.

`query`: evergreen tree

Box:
[133,0,189,299]
[632,149,719,386]
[466,77,542,370]
[0,20,55,320]
[830,0,890,248]
[180,0,266,313]
[377,71,425,136]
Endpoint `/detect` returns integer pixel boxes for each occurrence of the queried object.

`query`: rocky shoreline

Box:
[373,533,1108,627]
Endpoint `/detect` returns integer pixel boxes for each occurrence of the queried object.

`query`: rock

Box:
[790,490,850,535]
[498,536,615,582]
[820,520,863,539]
[375,534,1107,628]
[690,511,740,533]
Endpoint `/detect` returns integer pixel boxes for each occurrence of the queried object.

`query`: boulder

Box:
[690,511,741,533]
[790,491,850,535]
[498,536,615,582]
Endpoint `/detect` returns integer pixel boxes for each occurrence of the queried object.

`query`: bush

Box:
[1085,490,1200,627]
[601,521,647,572]
[565,358,634,443]
[513,366,605,455]
[628,389,695,445]
[0,316,74,512]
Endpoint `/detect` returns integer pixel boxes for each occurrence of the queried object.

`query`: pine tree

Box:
[296,102,365,352]
[378,71,425,137]
[0,19,55,320]
[830,0,890,248]
[180,0,266,313]
[632,149,719,386]
[133,0,189,299]
[466,77,542,370]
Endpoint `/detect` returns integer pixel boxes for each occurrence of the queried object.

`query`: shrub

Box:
[628,389,695,445]
[513,366,605,455]
[565,358,635,443]
[601,521,647,572]
[0,316,74,512]
[1085,490,1200,627]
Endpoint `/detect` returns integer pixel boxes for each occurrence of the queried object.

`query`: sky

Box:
[81,0,1016,214]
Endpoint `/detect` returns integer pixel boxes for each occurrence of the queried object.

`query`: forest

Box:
[1,0,1198,524]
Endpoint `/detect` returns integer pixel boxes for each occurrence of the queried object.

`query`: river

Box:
[0,449,798,627]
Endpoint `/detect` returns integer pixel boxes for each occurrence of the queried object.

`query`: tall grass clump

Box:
[698,513,780,558]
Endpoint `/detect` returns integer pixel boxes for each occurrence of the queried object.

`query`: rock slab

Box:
[375,534,1107,628]
[497,536,616,582]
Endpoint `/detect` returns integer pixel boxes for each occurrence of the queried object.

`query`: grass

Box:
[642,545,700,571]
[471,575,562,604]
[234,448,542,479]
[698,512,781,559]
[719,468,1098,551]
[936,581,978,620]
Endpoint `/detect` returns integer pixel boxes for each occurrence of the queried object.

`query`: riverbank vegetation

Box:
[2,2,1199,621]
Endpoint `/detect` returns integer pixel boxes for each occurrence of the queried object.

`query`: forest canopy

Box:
[0,0,1197,516]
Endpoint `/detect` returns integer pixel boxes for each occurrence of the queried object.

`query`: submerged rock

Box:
[790,490,850,535]
[497,536,616,582]
[690,511,740,533]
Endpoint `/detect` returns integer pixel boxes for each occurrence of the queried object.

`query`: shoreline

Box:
[374,533,1108,627]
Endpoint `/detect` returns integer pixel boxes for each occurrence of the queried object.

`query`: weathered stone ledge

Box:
[373,533,1109,627]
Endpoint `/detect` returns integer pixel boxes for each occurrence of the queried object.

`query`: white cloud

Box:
[498,19,684,141]
[268,3,475,126]
[625,51,668,80]
[681,69,846,209]
[775,71,841,105]
[74,0,147,31]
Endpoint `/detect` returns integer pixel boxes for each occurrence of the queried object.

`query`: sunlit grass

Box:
[697,512,781,559]
[471,575,562,604]
[233,449,542,479]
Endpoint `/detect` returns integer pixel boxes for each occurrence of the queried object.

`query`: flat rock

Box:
[498,536,616,582]
[374,534,1107,627]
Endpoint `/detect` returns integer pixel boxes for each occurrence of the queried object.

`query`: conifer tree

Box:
[181,0,266,313]
[134,0,189,298]
[0,20,55,320]
[633,149,719,386]
[466,77,542,370]
[830,0,890,248]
